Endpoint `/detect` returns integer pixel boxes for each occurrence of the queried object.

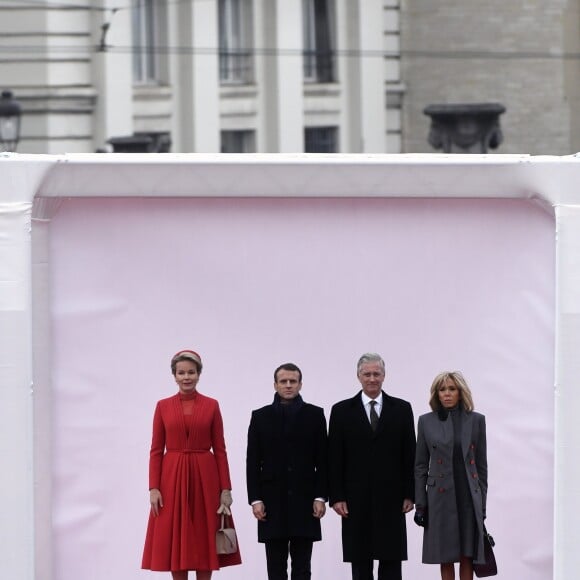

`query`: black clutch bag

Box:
[473,525,497,578]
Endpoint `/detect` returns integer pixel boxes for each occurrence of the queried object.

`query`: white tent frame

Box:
[0,152,577,580]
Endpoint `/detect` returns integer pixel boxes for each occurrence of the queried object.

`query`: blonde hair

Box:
[428,371,474,412]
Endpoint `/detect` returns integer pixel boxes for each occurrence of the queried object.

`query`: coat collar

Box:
[460,409,474,457]
[272,392,304,408]
[437,406,474,457]
[350,390,391,405]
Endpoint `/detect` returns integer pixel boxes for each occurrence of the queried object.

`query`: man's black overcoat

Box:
[328,391,415,562]
[246,394,328,542]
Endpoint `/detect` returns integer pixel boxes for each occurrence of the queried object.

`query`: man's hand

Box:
[149,488,163,516]
[252,501,267,521]
[312,500,326,519]
[332,501,349,518]
[402,498,414,513]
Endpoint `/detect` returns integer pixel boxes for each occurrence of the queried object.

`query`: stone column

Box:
[93,2,134,149]
[357,0,385,152]
[261,0,303,152]
[175,0,220,152]
[341,0,384,152]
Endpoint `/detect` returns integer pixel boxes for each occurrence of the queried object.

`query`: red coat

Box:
[142,392,241,571]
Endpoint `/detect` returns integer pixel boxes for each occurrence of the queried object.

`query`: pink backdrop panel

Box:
[48,197,554,579]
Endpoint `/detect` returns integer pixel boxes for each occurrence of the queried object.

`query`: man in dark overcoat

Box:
[246,362,328,580]
[328,353,415,580]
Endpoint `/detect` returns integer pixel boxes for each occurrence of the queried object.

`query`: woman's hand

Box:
[150,488,163,516]
[217,489,233,515]
[414,506,428,527]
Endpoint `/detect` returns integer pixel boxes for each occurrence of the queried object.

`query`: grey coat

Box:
[414,409,487,564]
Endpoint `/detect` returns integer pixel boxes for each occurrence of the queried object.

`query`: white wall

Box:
[46,195,553,580]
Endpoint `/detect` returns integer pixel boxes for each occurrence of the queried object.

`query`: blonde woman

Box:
[414,372,488,580]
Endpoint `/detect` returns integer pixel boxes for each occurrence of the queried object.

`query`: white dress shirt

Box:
[361,391,382,423]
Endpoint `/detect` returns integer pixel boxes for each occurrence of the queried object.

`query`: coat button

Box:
[437,459,443,464]
[472,473,478,478]
[470,460,475,465]
[438,487,445,493]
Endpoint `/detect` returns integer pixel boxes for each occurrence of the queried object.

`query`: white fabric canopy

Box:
[0,153,577,580]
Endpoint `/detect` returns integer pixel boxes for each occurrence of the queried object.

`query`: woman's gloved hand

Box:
[414,506,428,527]
[217,489,233,515]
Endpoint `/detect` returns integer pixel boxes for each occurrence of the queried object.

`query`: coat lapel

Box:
[461,409,474,458]
[374,392,392,435]
[350,392,372,433]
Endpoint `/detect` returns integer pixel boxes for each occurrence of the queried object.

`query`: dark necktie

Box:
[369,400,379,432]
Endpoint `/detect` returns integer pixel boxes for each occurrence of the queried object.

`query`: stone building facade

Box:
[2,0,579,155]
[0,0,404,154]
[400,0,580,154]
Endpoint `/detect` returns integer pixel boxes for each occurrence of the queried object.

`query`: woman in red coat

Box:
[142,350,242,580]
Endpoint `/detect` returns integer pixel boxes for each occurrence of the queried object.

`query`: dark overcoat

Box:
[246,395,328,542]
[414,410,488,564]
[328,391,415,562]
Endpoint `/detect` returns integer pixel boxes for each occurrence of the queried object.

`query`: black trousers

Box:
[351,559,402,580]
[265,537,314,580]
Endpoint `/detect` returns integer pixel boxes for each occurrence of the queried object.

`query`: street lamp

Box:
[0,90,22,152]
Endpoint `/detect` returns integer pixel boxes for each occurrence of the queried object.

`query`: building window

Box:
[305,126,338,152]
[133,0,166,83]
[219,0,253,84]
[221,130,256,152]
[303,0,336,83]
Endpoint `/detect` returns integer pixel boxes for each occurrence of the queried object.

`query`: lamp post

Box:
[0,90,22,152]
